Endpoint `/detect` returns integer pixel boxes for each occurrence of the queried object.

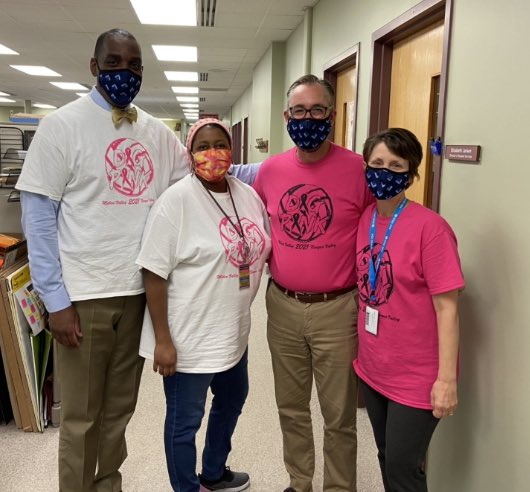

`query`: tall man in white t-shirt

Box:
[16,29,257,492]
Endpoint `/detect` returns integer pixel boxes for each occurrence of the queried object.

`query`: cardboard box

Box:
[0,234,27,270]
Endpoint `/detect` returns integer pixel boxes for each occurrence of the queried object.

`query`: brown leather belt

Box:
[272,279,356,304]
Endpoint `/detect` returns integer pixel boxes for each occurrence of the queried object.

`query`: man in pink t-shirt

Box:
[253,74,373,492]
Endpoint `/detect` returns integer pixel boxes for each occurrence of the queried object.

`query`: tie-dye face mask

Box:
[193,148,232,182]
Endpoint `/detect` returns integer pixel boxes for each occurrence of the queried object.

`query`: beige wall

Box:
[282,20,307,150]
[249,42,286,162]
[428,0,530,489]
[269,42,286,155]
[249,46,273,163]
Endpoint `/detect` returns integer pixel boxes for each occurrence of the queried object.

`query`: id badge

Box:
[365,306,379,336]
[239,263,250,289]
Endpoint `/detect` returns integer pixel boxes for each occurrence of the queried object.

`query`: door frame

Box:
[323,43,360,150]
[368,0,453,211]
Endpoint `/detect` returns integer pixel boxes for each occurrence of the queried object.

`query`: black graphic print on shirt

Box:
[278,184,333,242]
[357,242,394,307]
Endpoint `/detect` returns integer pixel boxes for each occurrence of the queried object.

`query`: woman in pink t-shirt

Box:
[353,128,465,492]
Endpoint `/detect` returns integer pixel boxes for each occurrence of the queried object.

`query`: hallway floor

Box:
[0,278,383,491]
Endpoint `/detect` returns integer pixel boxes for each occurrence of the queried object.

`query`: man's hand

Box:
[49,305,82,348]
[153,339,177,377]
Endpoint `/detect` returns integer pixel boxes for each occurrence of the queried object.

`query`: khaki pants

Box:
[266,281,358,492]
[57,294,146,492]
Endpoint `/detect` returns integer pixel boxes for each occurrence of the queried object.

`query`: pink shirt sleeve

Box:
[422,223,465,295]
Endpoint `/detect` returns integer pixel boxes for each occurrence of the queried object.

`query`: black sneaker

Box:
[199,466,250,491]
[283,489,297,492]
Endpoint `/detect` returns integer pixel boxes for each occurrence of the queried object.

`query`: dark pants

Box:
[360,380,439,492]
[163,349,249,492]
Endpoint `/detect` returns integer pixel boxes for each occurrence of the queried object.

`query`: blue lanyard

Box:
[369,198,408,302]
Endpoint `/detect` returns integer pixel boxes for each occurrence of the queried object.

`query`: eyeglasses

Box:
[288,105,332,120]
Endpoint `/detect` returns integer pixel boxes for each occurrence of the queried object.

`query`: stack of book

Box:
[0,257,52,431]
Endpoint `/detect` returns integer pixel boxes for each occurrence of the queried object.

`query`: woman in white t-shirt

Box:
[136,118,271,492]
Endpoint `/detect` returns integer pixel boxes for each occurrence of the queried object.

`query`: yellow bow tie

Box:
[112,106,138,127]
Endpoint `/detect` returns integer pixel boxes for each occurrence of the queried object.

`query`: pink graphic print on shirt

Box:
[105,138,154,197]
[278,184,333,242]
[357,243,394,307]
[219,217,266,267]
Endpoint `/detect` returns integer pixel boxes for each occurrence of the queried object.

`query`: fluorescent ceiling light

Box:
[165,71,198,82]
[177,96,199,103]
[131,0,196,26]
[0,44,18,55]
[0,91,11,97]
[50,82,88,91]
[172,86,199,94]
[180,103,199,108]
[186,115,199,120]
[158,118,176,121]
[183,108,199,113]
[33,103,57,109]
[11,65,61,76]
[153,45,197,62]
[0,97,16,103]
[76,92,89,97]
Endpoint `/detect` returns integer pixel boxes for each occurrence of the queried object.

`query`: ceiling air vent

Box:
[200,72,209,82]
[198,0,217,27]
[200,97,206,102]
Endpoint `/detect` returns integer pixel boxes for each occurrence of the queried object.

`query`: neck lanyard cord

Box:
[369,198,408,299]
[203,181,246,242]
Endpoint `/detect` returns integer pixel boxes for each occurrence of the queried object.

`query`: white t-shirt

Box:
[137,174,271,373]
[16,95,189,301]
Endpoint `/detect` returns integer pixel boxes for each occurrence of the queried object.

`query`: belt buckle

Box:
[294,291,313,302]
[293,291,328,302]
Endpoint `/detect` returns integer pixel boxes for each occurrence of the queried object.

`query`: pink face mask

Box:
[192,148,232,182]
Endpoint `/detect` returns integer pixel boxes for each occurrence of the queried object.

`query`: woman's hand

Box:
[431,379,458,418]
[153,339,177,377]
[143,268,175,377]
[432,290,460,419]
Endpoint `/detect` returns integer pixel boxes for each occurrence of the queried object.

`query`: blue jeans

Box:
[163,349,249,492]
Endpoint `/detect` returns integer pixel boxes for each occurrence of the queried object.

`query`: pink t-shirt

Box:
[353,201,465,409]
[253,143,373,292]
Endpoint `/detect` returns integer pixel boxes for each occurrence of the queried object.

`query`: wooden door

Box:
[243,117,248,164]
[231,121,241,164]
[388,20,444,205]
[333,65,357,150]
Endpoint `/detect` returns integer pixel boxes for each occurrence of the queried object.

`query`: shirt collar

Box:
[89,86,134,112]
[89,86,112,111]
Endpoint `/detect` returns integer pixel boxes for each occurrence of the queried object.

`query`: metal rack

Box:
[0,126,26,202]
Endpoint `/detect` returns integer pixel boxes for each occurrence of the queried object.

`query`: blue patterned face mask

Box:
[287,118,332,151]
[98,68,142,108]
[365,165,410,200]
